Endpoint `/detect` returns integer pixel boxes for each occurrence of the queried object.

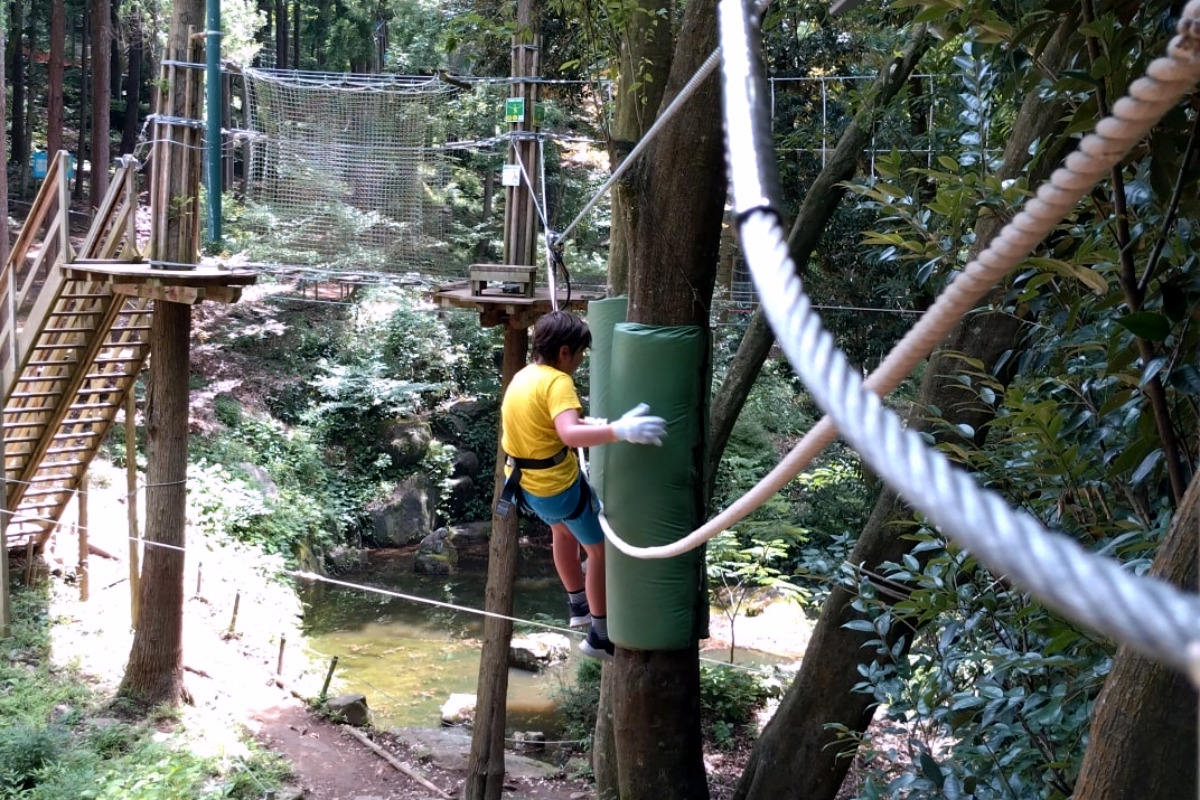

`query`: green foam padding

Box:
[605,323,709,651]
[585,297,627,500]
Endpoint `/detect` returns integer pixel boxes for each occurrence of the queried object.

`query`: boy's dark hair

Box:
[532,311,592,363]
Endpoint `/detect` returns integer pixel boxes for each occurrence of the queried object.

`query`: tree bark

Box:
[275,0,288,69]
[707,28,932,482]
[463,324,527,800]
[10,0,27,173]
[1071,474,1200,800]
[90,0,113,207]
[120,17,144,156]
[598,2,725,799]
[74,10,89,201]
[732,18,1077,800]
[116,0,204,712]
[48,0,66,158]
[116,301,191,708]
[605,0,673,296]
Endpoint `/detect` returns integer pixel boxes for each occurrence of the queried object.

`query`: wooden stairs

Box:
[2,152,255,555]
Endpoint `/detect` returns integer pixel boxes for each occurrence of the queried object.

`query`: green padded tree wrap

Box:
[605,323,710,651]
[585,297,627,500]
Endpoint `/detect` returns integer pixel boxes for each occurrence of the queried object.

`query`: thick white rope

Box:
[709,0,1200,672]
[602,1,1200,570]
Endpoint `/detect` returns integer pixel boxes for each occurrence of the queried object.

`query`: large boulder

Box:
[369,474,439,546]
[451,450,480,478]
[381,418,433,470]
[414,528,458,575]
[509,632,571,672]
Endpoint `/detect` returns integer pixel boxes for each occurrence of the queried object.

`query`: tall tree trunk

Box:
[116,0,205,711]
[1071,474,1199,799]
[89,0,112,207]
[120,18,144,156]
[116,301,191,709]
[605,0,672,295]
[732,19,1077,800]
[274,0,288,69]
[74,11,88,200]
[48,0,65,157]
[707,28,931,483]
[292,0,300,71]
[1,27,8,267]
[10,0,27,174]
[597,3,725,799]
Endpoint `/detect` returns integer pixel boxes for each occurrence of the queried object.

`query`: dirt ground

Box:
[42,456,829,800]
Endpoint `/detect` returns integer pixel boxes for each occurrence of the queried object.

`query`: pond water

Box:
[300,544,801,733]
[300,545,582,732]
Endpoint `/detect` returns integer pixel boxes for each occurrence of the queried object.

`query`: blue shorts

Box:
[522,475,604,547]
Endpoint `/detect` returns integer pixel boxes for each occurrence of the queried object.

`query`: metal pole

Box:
[205,0,222,247]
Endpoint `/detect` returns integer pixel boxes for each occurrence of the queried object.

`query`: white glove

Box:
[611,403,667,446]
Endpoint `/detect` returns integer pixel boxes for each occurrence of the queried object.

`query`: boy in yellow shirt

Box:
[500,311,666,661]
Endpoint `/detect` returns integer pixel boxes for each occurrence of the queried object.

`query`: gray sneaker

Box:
[578,627,614,662]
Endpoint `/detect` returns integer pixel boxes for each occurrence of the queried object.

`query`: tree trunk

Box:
[120,18,144,156]
[116,301,191,708]
[1071,474,1200,800]
[598,3,724,799]
[707,28,931,482]
[732,19,1077,800]
[48,0,66,157]
[275,0,288,69]
[74,11,89,201]
[90,0,112,207]
[116,0,204,711]
[605,0,673,296]
[463,325,527,800]
[10,0,27,174]
[292,0,301,71]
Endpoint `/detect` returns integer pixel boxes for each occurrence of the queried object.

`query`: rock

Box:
[509,632,571,672]
[512,731,546,752]
[382,418,433,469]
[448,520,491,546]
[414,528,458,575]
[239,462,280,501]
[451,450,479,478]
[444,475,476,518]
[326,693,371,727]
[325,545,368,573]
[369,474,439,546]
[439,693,475,726]
[389,726,562,780]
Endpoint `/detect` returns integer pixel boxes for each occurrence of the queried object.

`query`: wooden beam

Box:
[113,283,203,305]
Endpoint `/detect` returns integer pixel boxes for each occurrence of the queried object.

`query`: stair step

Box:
[36,458,88,469]
[23,488,74,498]
[67,402,120,412]
[45,445,93,455]
[41,327,98,334]
[51,310,103,316]
[30,342,85,350]
[30,474,77,483]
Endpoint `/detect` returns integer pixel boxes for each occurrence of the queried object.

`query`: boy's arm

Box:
[555,404,667,447]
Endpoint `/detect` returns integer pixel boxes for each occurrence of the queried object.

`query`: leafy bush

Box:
[554,657,603,746]
[0,723,68,796]
[699,664,778,731]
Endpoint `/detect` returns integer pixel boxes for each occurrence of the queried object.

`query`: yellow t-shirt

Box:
[500,363,581,497]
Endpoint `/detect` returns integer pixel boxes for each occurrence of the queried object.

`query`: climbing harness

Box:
[497,446,595,523]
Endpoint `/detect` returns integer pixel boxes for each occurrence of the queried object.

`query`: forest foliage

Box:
[5,0,1200,798]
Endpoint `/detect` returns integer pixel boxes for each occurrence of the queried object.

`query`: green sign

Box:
[534,102,546,126]
[505,97,525,123]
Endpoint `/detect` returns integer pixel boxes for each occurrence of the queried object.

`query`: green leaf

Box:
[919,750,945,788]
[1117,311,1171,341]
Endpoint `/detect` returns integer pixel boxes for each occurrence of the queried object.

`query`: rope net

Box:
[242,69,458,273]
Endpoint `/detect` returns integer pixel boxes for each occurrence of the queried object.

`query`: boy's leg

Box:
[551,523,585,591]
[580,540,606,617]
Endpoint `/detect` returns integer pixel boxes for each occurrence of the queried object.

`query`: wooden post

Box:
[77,471,89,601]
[126,388,140,627]
[465,322,528,800]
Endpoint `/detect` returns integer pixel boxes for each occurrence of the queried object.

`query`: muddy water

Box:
[300,545,581,732]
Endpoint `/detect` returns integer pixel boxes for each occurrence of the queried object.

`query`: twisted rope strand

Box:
[603,0,1200,568]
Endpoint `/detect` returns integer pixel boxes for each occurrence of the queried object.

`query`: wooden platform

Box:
[432,280,604,328]
[64,260,258,305]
